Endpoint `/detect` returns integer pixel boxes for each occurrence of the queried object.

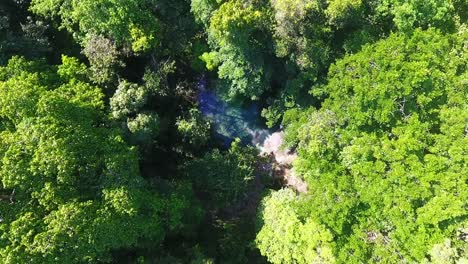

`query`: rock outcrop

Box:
[259,132,307,193]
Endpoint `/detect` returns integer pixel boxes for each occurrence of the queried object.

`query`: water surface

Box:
[197,78,271,147]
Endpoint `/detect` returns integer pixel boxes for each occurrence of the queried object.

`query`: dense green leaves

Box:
[256,189,335,264]
[177,108,211,149]
[259,29,468,263]
[378,0,460,33]
[108,60,176,146]
[184,139,257,209]
[191,0,218,26]
[0,57,192,262]
[82,34,123,84]
[1,0,467,262]
[30,0,159,52]
[201,0,273,99]
[0,2,50,64]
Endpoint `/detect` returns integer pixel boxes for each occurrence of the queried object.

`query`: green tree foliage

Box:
[0,56,194,263]
[82,34,124,84]
[183,139,257,209]
[194,0,465,128]
[256,189,335,264]
[177,108,211,150]
[325,0,364,26]
[210,216,265,264]
[110,79,161,146]
[258,29,468,263]
[109,61,175,146]
[261,0,332,127]
[422,238,468,264]
[142,60,176,97]
[200,0,273,100]
[145,0,201,62]
[1,0,466,262]
[127,112,160,145]
[270,0,330,74]
[377,0,461,33]
[110,80,148,120]
[264,0,464,125]
[191,0,218,27]
[30,0,159,52]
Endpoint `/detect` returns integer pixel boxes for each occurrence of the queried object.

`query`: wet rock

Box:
[259,132,307,193]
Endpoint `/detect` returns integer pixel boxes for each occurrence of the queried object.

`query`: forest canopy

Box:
[0,0,466,263]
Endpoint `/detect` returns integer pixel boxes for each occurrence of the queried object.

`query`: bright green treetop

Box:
[200,0,273,100]
[30,0,159,52]
[258,29,468,263]
[0,56,193,263]
[256,189,335,264]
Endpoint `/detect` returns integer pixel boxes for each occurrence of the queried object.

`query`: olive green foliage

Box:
[196,0,464,127]
[110,80,161,146]
[30,0,159,52]
[177,108,211,149]
[270,0,330,73]
[262,29,467,263]
[422,238,468,264]
[191,0,218,27]
[109,61,175,145]
[261,0,331,126]
[82,34,123,84]
[184,139,257,209]
[210,216,264,264]
[127,112,160,145]
[326,0,363,25]
[143,60,176,97]
[0,57,191,263]
[111,80,148,120]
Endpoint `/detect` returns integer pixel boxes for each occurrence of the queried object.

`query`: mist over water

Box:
[197,77,271,147]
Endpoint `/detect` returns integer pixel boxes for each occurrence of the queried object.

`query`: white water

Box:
[197,77,307,193]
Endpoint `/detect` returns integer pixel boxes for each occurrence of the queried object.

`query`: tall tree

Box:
[256,189,335,264]
[30,0,159,53]
[257,29,468,263]
[0,56,196,263]
[200,0,273,100]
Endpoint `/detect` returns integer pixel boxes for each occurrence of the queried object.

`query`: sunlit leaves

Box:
[268,29,468,263]
[30,0,159,52]
[201,0,272,99]
[0,56,189,262]
[256,189,335,264]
